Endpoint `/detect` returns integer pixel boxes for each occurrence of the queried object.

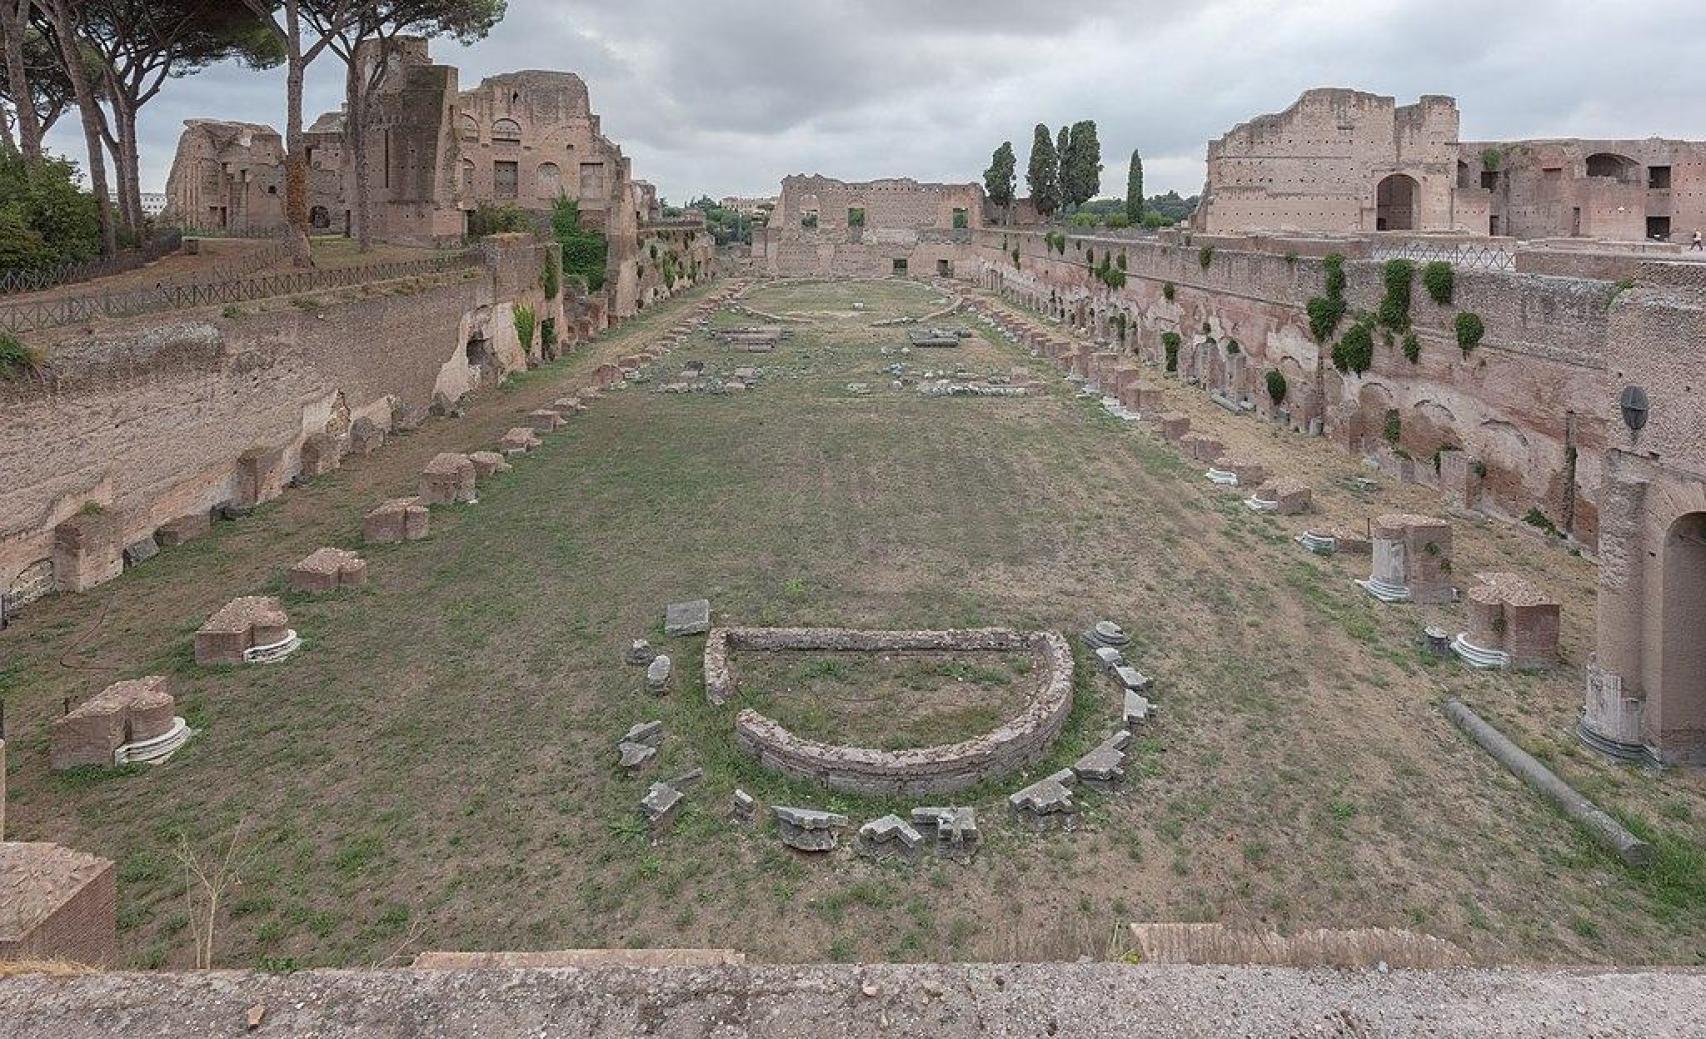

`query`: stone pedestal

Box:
[52,676,185,770]
[52,509,122,593]
[288,548,368,593]
[363,498,429,544]
[419,453,477,505]
[1360,514,1453,604]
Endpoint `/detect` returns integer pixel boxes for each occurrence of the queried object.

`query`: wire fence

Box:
[1,250,482,334]
[0,231,186,296]
[1372,240,1518,272]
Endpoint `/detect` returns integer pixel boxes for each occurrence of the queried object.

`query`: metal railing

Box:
[1,250,482,333]
[1372,240,1517,272]
[0,231,185,296]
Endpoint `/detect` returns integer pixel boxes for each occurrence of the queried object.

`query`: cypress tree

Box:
[984,141,1017,219]
[1126,149,1144,224]
[1027,124,1061,218]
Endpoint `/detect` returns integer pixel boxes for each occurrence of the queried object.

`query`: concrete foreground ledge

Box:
[1,962,1702,1038]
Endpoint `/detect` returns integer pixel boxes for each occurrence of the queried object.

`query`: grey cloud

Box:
[42,0,1706,206]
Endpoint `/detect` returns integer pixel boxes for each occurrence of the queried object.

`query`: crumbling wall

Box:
[968,228,1611,541]
[0,239,558,598]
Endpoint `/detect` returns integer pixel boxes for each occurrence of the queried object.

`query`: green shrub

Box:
[1330,318,1375,374]
[847,207,865,228]
[1481,147,1503,172]
[1265,369,1287,405]
[1402,332,1421,364]
[468,203,531,237]
[540,317,557,350]
[1085,248,1094,266]
[1322,253,1346,297]
[1378,258,1413,330]
[1523,508,1560,537]
[1106,213,1130,229]
[1011,247,1021,268]
[1141,211,1170,229]
[1070,212,1097,227]
[1161,331,1182,372]
[1383,408,1402,445]
[1162,281,1176,302]
[1422,261,1454,305]
[1225,338,1240,354]
[1307,294,1346,342]
[1455,311,1485,354]
[801,212,818,229]
[952,207,969,229]
[541,252,561,299]
[0,331,41,380]
[1044,231,1067,254]
[513,302,536,350]
[552,197,608,293]
[1116,252,1127,270]
[1198,245,1214,269]
[0,151,102,272]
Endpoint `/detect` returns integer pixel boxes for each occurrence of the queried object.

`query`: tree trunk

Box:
[104,96,138,233]
[349,59,372,252]
[45,0,116,255]
[1,0,41,161]
[282,0,310,265]
[121,105,143,231]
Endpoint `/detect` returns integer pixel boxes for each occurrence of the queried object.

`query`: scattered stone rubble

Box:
[617,720,663,771]
[1008,768,1078,830]
[856,815,924,862]
[625,639,658,665]
[419,453,477,505]
[730,788,757,824]
[1072,731,1130,788]
[639,769,703,837]
[911,806,980,861]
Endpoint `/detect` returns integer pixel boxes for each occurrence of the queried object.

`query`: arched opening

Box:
[1585,152,1640,184]
[308,205,330,230]
[1375,174,1419,231]
[491,118,521,145]
[458,113,478,142]
[536,162,561,198]
[1657,511,1706,757]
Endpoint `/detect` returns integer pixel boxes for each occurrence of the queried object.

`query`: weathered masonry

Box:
[754,175,984,278]
[1191,88,1706,244]
[0,238,562,606]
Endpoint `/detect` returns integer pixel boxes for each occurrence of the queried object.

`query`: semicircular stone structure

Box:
[709,627,1074,796]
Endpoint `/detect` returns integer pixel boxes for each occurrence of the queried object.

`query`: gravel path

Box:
[1,962,1700,1037]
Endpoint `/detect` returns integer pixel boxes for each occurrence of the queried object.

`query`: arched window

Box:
[458,113,478,142]
[1585,152,1639,184]
[492,118,521,145]
[1375,174,1420,231]
[536,162,561,198]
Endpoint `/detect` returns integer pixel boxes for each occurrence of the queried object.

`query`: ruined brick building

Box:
[754,175,984,277]
[162,38,711,320]
[1192,88,1706,243]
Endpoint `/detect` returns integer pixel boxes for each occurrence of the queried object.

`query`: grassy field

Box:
[1,277,1701,970]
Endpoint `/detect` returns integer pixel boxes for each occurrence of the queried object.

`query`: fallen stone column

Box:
[1444,699,1650,867]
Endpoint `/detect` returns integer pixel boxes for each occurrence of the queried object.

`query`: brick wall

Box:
[0,239,560,598]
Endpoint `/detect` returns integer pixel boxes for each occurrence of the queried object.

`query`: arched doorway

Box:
[1585,152,1640,184]
[1656,511,1706,756]
[1375,174,1419,231]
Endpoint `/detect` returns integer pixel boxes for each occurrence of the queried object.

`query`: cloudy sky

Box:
[44,0,1706,204]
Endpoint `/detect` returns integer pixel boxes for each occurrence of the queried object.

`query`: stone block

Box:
[52,509,122,593]
[1455,572,1560,670]
[625,639,658,666]
[500,428,541,455]
[640,782,683,834]
[1250,479,1312,515]
[910,806,980,861]
[236,446,289,506]
[299,432,343,477]
[288,548,367,593]
[363,498,429,544]
[1071,731,1131,788]
[0,842,117,967]
[730,788,757,824]
[51,676,180,771]
[1009,768,1077,830]
[194,596,294,666]
[618,742,656,769]
[419,453,477,506]
[856,815,925,862]
[1124,689,1156,728]
[646,655,673,695]
[773,806,849,852]
[468,451,511,479]
[1219,457,1267,488]
[122,537,159,569]
[348,416,385,457]
[526,409,565,434]
[154,512,211,548]
[665,599,711,636]
[1157,413,1191,442]
[1362,514,1454,604]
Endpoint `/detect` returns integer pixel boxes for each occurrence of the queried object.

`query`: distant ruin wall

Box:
[963,228,1614,543]
[0,239,563,599]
